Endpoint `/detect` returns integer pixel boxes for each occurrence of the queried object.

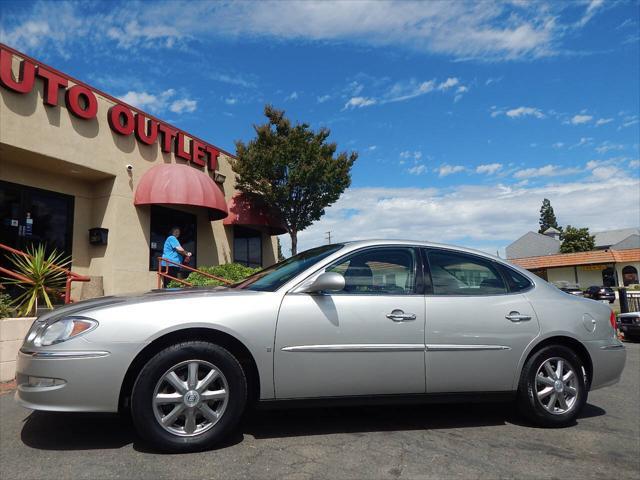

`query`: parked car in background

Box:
[559,285,583,297]
[617,312,640,341]
[14,240,626,452]
[584,286,616,303]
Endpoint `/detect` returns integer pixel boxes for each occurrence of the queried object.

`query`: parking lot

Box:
[0,342,638,480]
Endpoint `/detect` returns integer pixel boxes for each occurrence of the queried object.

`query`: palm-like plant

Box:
[3,245,70,316]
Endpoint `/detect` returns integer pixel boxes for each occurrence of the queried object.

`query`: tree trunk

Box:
[290,231,298,256]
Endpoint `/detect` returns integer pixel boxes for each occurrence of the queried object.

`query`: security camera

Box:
[126,164,133,172]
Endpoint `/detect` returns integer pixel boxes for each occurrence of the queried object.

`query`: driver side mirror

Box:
[301,272,345,293]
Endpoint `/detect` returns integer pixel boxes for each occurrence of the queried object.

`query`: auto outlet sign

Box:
[0,46,220,170]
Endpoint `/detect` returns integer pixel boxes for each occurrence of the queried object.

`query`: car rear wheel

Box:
[517,345,587,427]
[131,341,247,452]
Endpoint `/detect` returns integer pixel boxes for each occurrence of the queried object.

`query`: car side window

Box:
[426,249,507,296]
[326,247,417,295]
[497,264,533,293]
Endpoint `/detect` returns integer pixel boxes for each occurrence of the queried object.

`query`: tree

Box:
[538,198,560,233]
[560,225,596,253]
[277,238,285,262]
[232,105,357,255]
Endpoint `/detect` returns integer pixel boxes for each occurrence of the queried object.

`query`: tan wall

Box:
[0,50,279,296]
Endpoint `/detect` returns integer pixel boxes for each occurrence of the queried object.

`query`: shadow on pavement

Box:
[20,401,606,452]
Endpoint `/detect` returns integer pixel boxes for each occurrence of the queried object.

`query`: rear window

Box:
[498,264,533,293]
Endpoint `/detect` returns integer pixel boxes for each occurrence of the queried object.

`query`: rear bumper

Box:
[585,339,626,390]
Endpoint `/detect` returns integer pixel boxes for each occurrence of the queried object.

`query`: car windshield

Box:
[234,244,345,292]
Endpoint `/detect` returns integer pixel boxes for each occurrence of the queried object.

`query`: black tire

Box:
[517,345,587,428]
[131,341,247,452]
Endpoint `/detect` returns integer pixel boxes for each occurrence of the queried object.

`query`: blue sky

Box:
[1,0,639,255]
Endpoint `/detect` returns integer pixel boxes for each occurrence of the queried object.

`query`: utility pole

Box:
[325,231,332,244]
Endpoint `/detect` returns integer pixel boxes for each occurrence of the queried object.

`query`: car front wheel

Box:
[517,345,587,427]
[131,341,247,452]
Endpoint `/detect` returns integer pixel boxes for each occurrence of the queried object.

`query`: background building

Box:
[0,44,284,297]
[507,227,640,287]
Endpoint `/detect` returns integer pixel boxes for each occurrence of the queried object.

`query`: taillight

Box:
[610,310,617,331]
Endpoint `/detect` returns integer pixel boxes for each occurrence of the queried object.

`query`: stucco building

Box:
[0,44,284,298]
[507,227,640,287]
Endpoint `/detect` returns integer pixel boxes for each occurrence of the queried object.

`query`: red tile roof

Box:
[510,249,640,270]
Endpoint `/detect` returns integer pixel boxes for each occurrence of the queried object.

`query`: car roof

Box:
[342,239,503,261]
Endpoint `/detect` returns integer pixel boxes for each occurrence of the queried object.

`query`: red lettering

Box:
[205,146,220,171]
[36,67,67,106]
[175,132,191,161]
[158,123,177,153]
[0,49,35,94]
[191,139,207,167]
[108,104,134,135]
[65,84,97,119]
[134,113,158,145]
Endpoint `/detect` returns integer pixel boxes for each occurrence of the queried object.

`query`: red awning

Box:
[223,193,287,235]
[134,164,228,220]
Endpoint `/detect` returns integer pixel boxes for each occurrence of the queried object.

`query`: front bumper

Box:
[15,344,139,412]
[618,323,640,337]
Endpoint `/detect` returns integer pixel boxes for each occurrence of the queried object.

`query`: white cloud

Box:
[492,106,545,119]
[590,166,620,180]
[367,145,378,151]
[317,94,331,103]
[437,77,459,91]
[438,164,465,177]
[595,118,613,126]
[407,164,427,175]
[595,141,624,154]
[0,1,606,62]
[169,98,197,113]
[343,96,377,110]
[285,91,299,101]
[569,114,593,125]
[119,89,175,113]
[576,0,604,28]
[552,142,565,149]
[400,150,422,160]
[629,159,640,169]
[224,97,238,105]
[383,79,436,103]
[513,164,581,179]
[290,174,640,255]
[476,163,503,175]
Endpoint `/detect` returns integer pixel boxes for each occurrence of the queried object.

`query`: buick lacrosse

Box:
[16,240,626,452]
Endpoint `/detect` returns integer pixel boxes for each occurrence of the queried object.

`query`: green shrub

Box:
[167,263,260,288]
[0,292,16,319]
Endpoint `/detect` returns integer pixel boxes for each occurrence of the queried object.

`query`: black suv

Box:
[584,286,616,303]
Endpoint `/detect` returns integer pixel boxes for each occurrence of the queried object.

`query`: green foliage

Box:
[538,198,561,234]
[232,105,357,254]
[560,225,596,253]
[0,293,15,319]
[277,238,286,262]
[167,263,259,288]
[2,245,70,316]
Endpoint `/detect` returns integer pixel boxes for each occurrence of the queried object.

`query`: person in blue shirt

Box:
[161,227,192,287]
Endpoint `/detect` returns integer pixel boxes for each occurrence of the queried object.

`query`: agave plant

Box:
[2,245,70,316]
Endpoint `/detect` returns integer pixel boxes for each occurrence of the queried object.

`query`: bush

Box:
[0,292,16,319]
[167,263,260,288]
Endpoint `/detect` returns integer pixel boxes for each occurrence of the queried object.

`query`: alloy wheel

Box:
[152,360,229,436]
[535,357,579,415]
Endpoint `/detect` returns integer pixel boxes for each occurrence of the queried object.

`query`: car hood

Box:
[37,287,261,324]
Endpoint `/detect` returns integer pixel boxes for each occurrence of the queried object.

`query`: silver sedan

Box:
[15,240,626,452]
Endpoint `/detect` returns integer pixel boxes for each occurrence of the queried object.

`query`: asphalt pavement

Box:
[1,343,638,480]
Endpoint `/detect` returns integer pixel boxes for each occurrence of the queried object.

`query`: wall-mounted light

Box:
[214,172,226,184]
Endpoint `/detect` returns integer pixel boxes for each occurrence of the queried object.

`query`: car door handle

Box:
[386,310,416,322]
[505,311,532,322]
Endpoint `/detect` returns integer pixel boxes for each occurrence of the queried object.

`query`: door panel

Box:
[274,246,426,399]
[423,248,540,393]
[425,294,539,392]
[275,294,425,398]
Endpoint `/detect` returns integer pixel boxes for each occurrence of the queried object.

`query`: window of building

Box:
[602,267,616,287]
[622,265,639,286]
[149,206,197,271]
[233,226,262,268]
[326,247,417,295]
[427,249,507,296]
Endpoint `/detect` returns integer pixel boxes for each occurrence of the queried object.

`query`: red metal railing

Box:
[0,242,90,304]
[157,257,233,289]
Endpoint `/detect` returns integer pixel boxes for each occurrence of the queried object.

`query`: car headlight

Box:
[28,316,98,347]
